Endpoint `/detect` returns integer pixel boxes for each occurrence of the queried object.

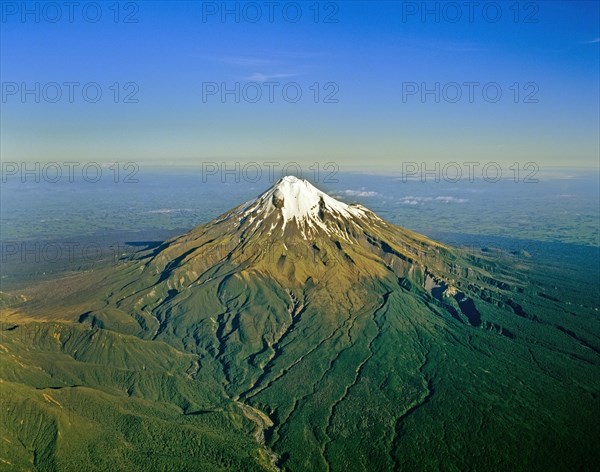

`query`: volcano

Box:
[1,177,598,471]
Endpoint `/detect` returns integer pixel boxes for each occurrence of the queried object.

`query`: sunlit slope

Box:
[0,322,275,471]
[2,176,599,471]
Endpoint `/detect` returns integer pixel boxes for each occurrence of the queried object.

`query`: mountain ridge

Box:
[1,177,598,471]
[142,176,457,291]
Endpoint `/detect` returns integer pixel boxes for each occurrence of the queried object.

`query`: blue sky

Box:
[1,0,599,170]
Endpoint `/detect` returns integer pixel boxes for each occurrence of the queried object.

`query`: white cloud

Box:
[220,56,275,66]
[243,72,297,82]
[340,189,380,197]
[146,208,194,214]
[434,196,468,203]
[399,196,468,205]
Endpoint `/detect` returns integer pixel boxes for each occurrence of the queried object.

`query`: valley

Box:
[1,177,598,471]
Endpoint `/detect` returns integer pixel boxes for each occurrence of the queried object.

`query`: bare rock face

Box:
[318,196,327,221]
[272,188,285,208]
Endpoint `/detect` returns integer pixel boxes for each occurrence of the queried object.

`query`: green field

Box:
[1,197,598,471]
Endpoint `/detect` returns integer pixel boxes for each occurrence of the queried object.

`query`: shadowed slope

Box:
[1,177,599,471]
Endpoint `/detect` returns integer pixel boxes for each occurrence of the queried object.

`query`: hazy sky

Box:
[1,1,599,171]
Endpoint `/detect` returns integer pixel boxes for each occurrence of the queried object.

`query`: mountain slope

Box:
[1,176,599,471]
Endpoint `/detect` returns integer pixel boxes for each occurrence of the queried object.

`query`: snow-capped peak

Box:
[263,176,366,223]
[273,176,361,220]
[236,176,370,239]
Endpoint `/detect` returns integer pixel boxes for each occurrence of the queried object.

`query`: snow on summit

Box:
[236,176,371,239]
[270,176,366,223]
